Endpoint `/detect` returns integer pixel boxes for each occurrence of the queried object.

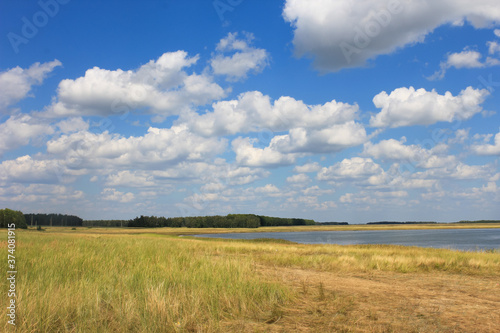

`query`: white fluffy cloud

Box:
[232,137,297,167]
[231,120,367,167]
[270,121,367,154]
[286,173,311,184]
[317,157,384,181]
[255,184,280,194]
[488,41,500,55]
[46,125,227,169]
[44,51,225,117]
[429,48,500,80]
[0,184,83,205]
[55,117,89,134]
[363,138,456,168]
[101,188,135,203]
[446,50,485,69]
[413,162,493,180]
[283,0,500,72]
[105,171,156,187]
[210,32,269,81]
[0,60,61,112]
[370,86,489,128]
[302,185,334,196]
[182,91,366,167]
[316,157,445,190]
[471,130,500,155]
[294,162,321,173]
[0,115,54,156]
[0,155,66,184]
[179,91,359,136]
[94,160,268,194]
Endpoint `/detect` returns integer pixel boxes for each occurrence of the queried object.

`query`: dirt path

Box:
[229,265,500,332]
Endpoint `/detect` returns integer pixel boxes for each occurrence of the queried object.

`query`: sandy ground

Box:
[225,265,500,332]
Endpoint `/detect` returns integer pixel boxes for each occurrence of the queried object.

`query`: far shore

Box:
[26,222,500,236]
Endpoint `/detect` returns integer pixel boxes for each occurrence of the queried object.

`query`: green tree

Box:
[0,208,28,229]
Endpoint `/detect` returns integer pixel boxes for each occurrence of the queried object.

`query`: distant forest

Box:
[1,209,497,228]
[40,214,317,228]
[127,214,317,228]
[24,213,83,227]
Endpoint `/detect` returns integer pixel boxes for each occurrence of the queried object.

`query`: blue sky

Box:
[1,0,499,222]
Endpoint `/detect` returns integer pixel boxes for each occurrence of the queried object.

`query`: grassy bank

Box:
[1,227,499,332]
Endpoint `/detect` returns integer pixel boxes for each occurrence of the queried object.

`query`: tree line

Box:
[128,214,316,228]
[0,209,28,228]
[83,220,128,227]
[1,208,317,228]
[23,213,83,227]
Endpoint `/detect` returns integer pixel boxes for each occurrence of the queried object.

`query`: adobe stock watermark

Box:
[478,74,500,93]
[7,0,71,54]
[213,0,244,25]
[340,0,403,64]
[6,223,17,326]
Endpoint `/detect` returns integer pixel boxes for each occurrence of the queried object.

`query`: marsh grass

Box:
[252,243,500,275]
[1,231,289,332]
[1,227,499,332]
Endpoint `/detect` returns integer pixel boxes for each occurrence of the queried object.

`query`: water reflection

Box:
[196,228,500,251]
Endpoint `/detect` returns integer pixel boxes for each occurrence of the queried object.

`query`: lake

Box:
[196,228,500,251]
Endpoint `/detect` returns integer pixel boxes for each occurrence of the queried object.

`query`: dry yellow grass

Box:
[1,226,499,332]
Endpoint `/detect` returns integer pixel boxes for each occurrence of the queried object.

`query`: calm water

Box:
[196,228,500,251]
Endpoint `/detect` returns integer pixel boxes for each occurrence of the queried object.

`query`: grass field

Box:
[1,224,499,332]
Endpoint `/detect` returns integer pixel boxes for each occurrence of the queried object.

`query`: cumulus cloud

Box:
[225,166,271,185]
[210,32,270,81]
[105,171,156,187]
[255,184,280,194]
[201,182,226,192]
[413,162,494,180]
[101,188,135,203]
[232,136,297,167]
[450,163,493,179]
[43,51,225,117]
[286,173,311,183]
[46,125,227,169]
[294,162,321,173]
[274,121,367,154]
[446,50,485,68]
[231,120,367,167]
[283,0,500,72]
[317,157,384,181]
[471,130,500,155]
[0,184,83,204]
[488,41,500,55]
[316,157,444,190]
[0,155,65,184]
[429,48,500,80]
[55,117,89,134]
[0,60,61,112]
[339,190,408,207]
[302,185,334,196]
[370,86,489,128]
[363,138,456,168]
[0,115,54,156]
[179,91,359,136]
[148,161,269,186]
